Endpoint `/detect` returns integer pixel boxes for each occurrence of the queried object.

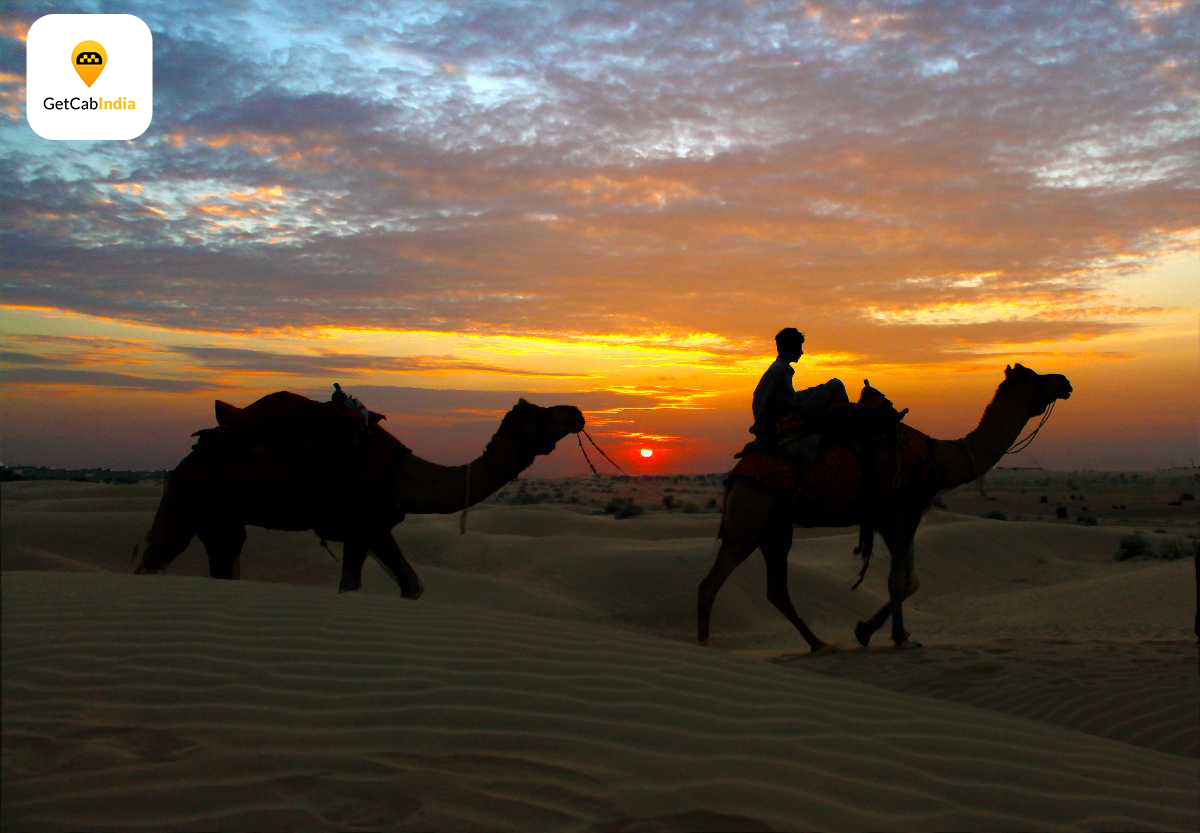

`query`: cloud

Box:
[0,0,1196,367]
[1,367,221,393]
[168,345,593,378]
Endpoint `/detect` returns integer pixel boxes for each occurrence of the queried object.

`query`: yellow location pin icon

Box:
[72,40,107,88]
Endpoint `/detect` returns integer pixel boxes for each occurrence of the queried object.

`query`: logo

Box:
[27,15,152,140]
[72,40,107,87]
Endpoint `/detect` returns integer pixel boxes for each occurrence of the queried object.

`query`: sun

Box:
[639,448,653,458]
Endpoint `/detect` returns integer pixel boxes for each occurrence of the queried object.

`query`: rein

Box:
[1006,400,1056,456]
[577,429,628,476]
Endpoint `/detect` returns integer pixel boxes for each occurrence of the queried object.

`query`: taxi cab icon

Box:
[76,52,104,65]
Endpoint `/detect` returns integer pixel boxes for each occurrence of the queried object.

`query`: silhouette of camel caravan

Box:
[76,52,103,64]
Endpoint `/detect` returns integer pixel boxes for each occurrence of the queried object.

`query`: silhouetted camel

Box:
[134,396,584,595]
[699,363,1073,651]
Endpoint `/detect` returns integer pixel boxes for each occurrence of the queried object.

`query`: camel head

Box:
[497,398,586,459]
[1001,363,1073,418]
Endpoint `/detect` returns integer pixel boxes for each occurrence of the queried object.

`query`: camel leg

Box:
[369,531,424,599]
[885,530,920,647]
[697,537,756,644]
[855,517,921,648]
[338,539,369,593]
[700,482,778,644]
[761,522,827,651]
[197,521,246,580]
[133,475,196,574]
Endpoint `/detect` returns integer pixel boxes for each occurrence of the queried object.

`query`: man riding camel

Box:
[749,327,847,452]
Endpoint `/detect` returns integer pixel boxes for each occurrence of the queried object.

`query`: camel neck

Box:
[396,432,535,514]
[941,390,1032,490]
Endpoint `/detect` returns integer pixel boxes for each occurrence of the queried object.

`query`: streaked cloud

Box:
[1,1,1196,470]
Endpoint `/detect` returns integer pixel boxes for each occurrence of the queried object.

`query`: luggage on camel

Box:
[189,385,411,497]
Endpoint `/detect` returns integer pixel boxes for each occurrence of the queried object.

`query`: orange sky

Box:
[1,2,1198,472]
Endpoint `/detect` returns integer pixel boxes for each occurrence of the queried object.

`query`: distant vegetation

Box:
[1116,533,1198,561]
[1,465,167,484]
[604,497,644,519]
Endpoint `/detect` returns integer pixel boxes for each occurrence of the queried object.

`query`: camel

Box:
[134,395,585,595]
[698,363,1073,651]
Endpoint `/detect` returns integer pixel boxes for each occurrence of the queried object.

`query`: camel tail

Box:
[850,524,874,590]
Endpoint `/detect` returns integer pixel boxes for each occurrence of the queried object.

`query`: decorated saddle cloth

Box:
[729,380,925,497]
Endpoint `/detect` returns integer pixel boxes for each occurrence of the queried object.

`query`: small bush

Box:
[604,497,644,519]
[507,490,545,505]
[1117,533,1151,560]
[1040,495,1048,503]
[706,497,718,510]
[662,494,677,510]
[1055,505,1068,519]
[1180,493,1195,501]
[1156,537,1199,561]
[984,511,1007,521]
[1076,514,1098,526]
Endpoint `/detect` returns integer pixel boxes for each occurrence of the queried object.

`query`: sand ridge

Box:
[4,572,1197,832]
[2,475,1198,831]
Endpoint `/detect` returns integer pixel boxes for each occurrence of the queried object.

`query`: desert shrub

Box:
[1076,514,1098,526]
[662,494,677,510]
[504,486,545,505]
[1116,533,1151,560]
[680,501,700,513]
[1180,493,1195,501]
[1040,495,1048,503]
[1156,537,1199,561]
[706,497,718,510]
[984,511,1007,521]
[1055,505,1068,519]
[604,497,644,519]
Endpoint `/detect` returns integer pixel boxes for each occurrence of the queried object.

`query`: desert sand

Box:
[2,472,1197,831]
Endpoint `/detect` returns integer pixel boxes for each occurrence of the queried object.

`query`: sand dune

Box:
[5,572,1196,832]
[2,477,1197,831]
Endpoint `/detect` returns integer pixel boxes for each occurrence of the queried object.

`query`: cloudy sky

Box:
[1,0,1197,473]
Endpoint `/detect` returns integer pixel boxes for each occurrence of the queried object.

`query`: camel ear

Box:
[1014,362,1026,372]
[1005,364,1012,375]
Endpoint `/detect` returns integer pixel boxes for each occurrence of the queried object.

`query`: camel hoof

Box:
[854,621,872,648]
[894,638,924,651]
[809,642,838,656]
[401,576,424,599]
[337,580,361,594]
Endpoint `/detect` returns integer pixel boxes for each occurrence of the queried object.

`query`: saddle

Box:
[732,379,907,480]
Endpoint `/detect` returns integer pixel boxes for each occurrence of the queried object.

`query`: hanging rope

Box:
[581,429,629,476]
[1006,400,1056,456]
[577,432,601,476]
[459,460,471,535]
[319,538,339,562]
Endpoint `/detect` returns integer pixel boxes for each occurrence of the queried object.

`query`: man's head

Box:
[775,327,805,361]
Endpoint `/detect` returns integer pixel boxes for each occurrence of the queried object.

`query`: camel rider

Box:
[749,328,849,451]
[749,327,805,449]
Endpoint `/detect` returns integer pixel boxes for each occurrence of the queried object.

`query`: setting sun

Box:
[639,448,653,458]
